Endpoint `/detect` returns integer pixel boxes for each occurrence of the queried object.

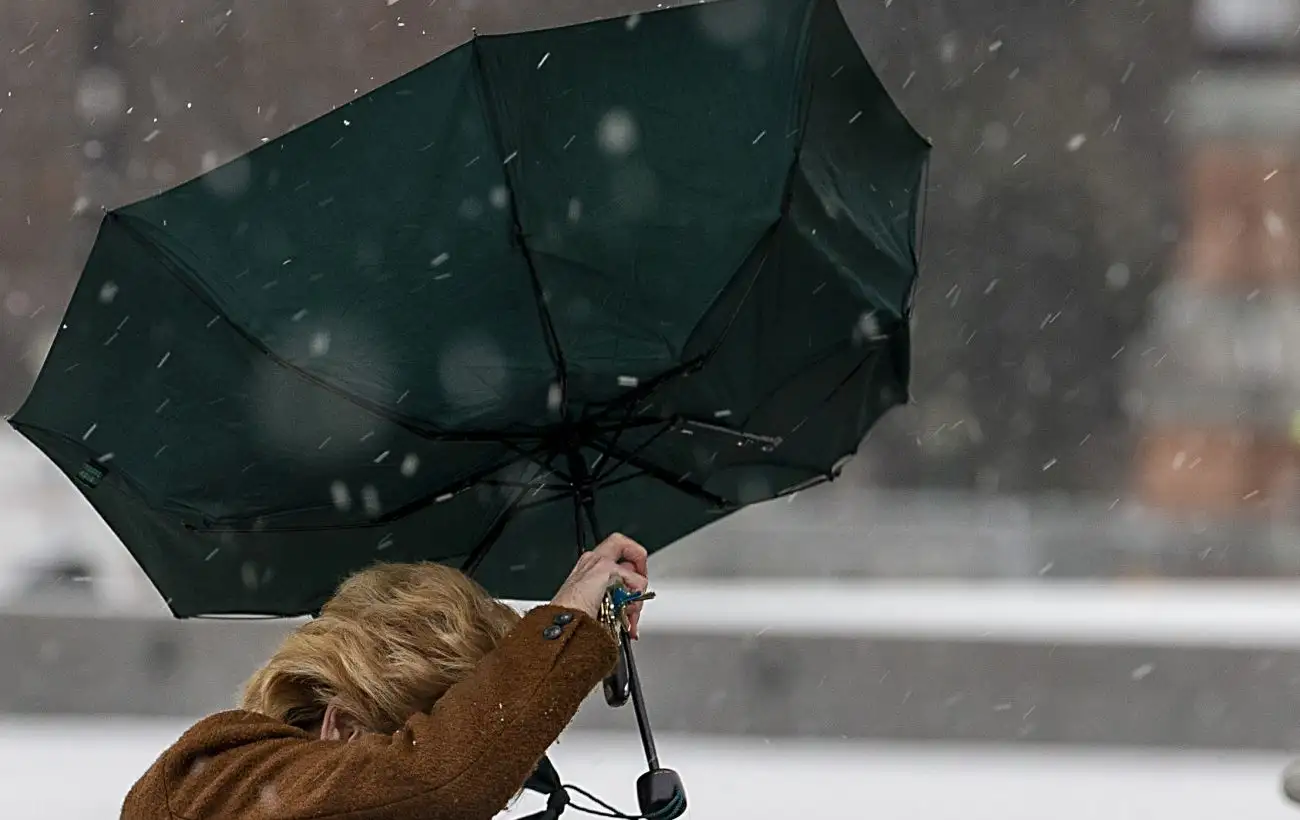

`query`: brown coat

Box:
[121,604,618,820]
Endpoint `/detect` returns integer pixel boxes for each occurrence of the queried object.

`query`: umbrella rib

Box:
[498,469,647,520]
[574,224,782,431]
[592,417,676,483]
[197,447,543,533]
[469,37,571,419]
[586,437,733,511]
[458,481,535,578]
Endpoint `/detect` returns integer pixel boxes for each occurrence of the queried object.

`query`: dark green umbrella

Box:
[12,0,926,618]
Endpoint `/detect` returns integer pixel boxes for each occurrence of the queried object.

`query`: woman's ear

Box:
[320,701,366,742]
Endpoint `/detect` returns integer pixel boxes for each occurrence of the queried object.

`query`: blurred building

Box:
[1130,0,1300,556]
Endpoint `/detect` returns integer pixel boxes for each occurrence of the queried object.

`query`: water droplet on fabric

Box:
[361,485,381,516]
[309,331,331,356]
[597,108,638,156]
[855,312,882,342]
[438,335,510,411]
[696,0,767,45]
[330,481,352,511]
[401,453,420,477]
[458,197,484,219]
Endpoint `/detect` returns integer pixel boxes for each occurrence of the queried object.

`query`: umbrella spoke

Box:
[458,478,538,578]
[198,445,548,533]
[469,39,570,423]
[585,438,733,511]
[592,419,677,484]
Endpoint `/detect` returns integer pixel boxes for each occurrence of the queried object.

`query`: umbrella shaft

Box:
[572,479,660,771]
[621,628,660,770]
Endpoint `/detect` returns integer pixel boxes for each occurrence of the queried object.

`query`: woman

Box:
[121,534,650,820]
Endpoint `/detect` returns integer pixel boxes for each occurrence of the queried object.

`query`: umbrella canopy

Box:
[11,0,928,617]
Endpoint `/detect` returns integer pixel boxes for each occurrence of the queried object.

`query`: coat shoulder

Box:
[120,711,306,820]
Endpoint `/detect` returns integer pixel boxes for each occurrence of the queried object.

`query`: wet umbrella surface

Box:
[10,0,927,617]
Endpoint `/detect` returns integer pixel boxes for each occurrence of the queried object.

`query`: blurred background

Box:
[4,0,1300,817]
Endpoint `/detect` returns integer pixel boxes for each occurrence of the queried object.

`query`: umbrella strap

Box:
[562,784,685,820]
[520,755,569,820]
[521,757,682,820]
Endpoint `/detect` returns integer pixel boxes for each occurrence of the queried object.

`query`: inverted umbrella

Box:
[12,0,926,813]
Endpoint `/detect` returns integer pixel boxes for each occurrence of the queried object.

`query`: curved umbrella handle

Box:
[603,644,631,707]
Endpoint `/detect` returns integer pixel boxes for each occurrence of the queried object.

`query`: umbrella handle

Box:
[602,645,631,707]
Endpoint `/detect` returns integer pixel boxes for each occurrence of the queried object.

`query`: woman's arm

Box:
[125,605,617,820]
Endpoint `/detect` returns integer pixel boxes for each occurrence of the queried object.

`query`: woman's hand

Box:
[550,533,650,639]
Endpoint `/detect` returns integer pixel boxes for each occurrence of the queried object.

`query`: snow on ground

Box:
[0,716,1294,819]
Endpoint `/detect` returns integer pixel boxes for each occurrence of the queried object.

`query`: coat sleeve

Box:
[140,605,619,820]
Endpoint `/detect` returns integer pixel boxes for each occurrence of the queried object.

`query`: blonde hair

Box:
[239,562,521,734]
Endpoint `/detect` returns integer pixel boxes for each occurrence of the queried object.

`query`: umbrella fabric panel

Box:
[9,215,538,614]
[796,0,928,315]
[18,419,583,616]
[14,215,515,531]
[472,0,814,398]
[116,45,558,433]
[633,196,913,491]
[11,425,407,617]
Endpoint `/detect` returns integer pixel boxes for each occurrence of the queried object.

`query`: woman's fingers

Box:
[588,535,651,639]
[608,564,647,592]
[626,599,644,639]
[594,533,649,577]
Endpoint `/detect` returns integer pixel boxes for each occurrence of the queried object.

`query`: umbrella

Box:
[12,0,927,812]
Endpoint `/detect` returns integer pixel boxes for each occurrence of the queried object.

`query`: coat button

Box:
[553,612,574,626]
[542,625,563,640]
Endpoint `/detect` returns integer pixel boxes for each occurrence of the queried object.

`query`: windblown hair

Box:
[239,562,521,734]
